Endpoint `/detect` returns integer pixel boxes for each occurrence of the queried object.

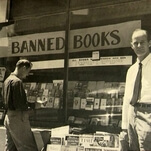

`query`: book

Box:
[30,82,36,90]
[98,116,109,126]
[80,98,86,109]
[85,97,94,110]
[28,95,37,103]
[85,147,118,151]
[44,97,54,108]
[87,81,97,91]
[87,81,97,97]
[85,147,102,151]
[94,98,100,110]
[61,146,78,151]
[73,97,81,109]
[90,118,99,125]
[43,89,49,96]
[55,89,62,97]
[50,137,62,145]
[51,125,70,137]
[118,82,125,96]
[23,82,31,90]
[46,144,62,151]
[50,89,56,97]
[74,117,89,125]
[65,135,79,146]
[96,81,105,93]
[53,98,60,109]
[37,88,44,97]
[94,132,119,148]
[59,82,63,90]
[68,116,75,123]
[79,134,94,147]
[109,118,119,127]
[100,99,107,110]
[0,111,5,120]
[46,83,54,90]
[41,83,47,90]
[41,95,48,103]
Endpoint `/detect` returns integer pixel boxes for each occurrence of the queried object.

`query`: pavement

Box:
[0,126,6,150]
[0,125,51,151]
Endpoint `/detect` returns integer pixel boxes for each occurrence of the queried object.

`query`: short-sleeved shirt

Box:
[2,73,28,111]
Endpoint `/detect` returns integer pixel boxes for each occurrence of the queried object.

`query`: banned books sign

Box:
[2,20,141,57]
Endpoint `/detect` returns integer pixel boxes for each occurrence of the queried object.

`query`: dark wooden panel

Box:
[14,13,66,34]
[70,0,139,10]
[70,0,151,26]
[10,0,67,19]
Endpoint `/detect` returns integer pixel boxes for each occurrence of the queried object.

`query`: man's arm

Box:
[12,80,28,110]
[121,69,131,130]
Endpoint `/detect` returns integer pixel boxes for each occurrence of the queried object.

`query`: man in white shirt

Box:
[121,29,151,151]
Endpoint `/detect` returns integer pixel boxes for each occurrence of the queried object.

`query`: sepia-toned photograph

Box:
[0,0,151,151]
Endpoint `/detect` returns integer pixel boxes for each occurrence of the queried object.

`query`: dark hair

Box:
[16,59,33,69]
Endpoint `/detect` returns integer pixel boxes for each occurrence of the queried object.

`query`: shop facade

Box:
[1,0,151,150]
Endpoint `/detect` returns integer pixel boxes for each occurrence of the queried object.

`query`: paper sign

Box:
[0,67,6,81]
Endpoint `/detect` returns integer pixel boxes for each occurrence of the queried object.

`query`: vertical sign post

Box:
[63,0,70,122]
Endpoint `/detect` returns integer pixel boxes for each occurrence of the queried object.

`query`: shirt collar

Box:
[10,72,19,78]
[136,53,151,66]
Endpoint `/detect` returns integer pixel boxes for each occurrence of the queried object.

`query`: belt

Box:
[134,103,151,108]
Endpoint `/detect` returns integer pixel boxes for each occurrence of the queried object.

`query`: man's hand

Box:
[119,129,129,151]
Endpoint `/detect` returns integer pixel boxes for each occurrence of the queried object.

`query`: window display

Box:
[23,80,63,109]
[67,81,125,133]
[47,126,120,151]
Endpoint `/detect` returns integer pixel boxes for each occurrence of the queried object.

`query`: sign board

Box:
[1,20,141,58]
[31,56,132,70]
[69,20,141,52]
[8,31,65,57]
[69,56,132,67]
[0,67,6,81]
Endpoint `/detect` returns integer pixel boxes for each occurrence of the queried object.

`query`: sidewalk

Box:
[0,126,6,150]
[0,126,51,151]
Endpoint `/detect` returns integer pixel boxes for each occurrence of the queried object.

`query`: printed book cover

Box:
[73,97,81,109]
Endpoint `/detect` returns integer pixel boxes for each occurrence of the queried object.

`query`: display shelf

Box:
[68,121,121,134]
[86,125,121,134]
[67,108,122,134]
[68,107,122,114]
[66,80,124,134]
[29,108,64,128]
[68,109,107,116]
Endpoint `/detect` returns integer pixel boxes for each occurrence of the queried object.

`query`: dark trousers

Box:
[4,110,38,151]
